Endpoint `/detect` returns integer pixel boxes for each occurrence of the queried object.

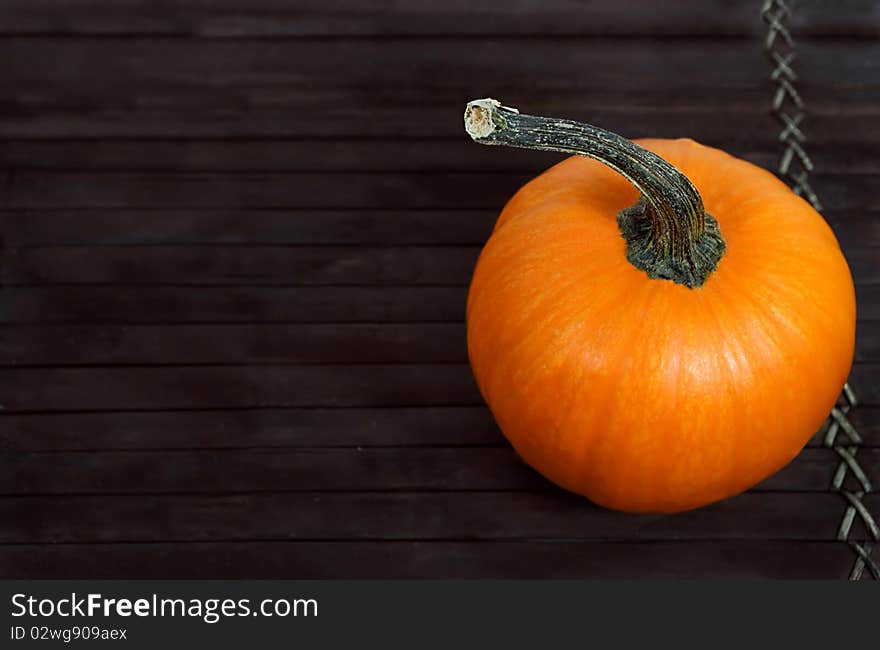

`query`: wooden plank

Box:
[0,286,469,323]
[826,212,880,251]
[857,320,880,362]
[2,363,879,412]
[847,406,880,442]
[0,407,503,450]
[4,171,879,211]
[0,137,704,172]
[858,285,880,319]
[0,448,545,494]
[0,139,876,175]
[3,321,879,365]
[1,492,875,542]
[0,0,872,38]
[0,99,774,140]
[0,39,777,95]
[2,285,876,325]
[1,96,876,139]
[3,244,877,286]
[1,448,875,495]
[5,406,874,452]
[1,207,876,250]
[0,209,497,247]
[811,174,880,212]
[0,39,876,138]
[0,364,482,411]
[0,323,467,365]
[0,245,482,286]
[0,540,854,579]
[1,172,531,210]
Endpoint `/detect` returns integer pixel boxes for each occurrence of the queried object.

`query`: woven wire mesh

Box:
[761,0,878,580]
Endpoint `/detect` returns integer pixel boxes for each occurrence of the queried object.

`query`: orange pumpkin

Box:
[464,99,855,513]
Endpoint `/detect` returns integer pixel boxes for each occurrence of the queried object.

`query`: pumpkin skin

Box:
[466,138,856,513]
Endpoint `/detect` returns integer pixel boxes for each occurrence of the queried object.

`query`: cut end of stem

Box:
[464,98,517,141]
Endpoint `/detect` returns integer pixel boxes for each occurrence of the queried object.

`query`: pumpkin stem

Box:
[463,98,726,288]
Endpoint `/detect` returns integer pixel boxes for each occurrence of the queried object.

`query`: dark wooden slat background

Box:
[0,0,877,578]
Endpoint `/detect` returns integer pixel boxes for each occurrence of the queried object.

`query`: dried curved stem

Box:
[464,98,725,288]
